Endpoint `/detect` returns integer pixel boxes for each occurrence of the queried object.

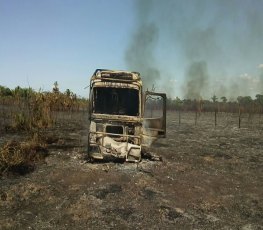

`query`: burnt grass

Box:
[0,111,263,229]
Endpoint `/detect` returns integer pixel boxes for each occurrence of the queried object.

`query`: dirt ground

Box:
[0,111,263,229]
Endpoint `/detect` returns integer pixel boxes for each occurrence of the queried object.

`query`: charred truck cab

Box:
[88,69,166,162]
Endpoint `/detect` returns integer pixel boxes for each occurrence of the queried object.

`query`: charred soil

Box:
[0,111,263,229]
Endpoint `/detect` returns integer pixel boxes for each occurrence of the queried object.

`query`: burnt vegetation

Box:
[1,82,262,176]
[0,83,88,176]
[0,83,263,229]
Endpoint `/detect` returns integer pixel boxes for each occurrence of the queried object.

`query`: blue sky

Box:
[0,0,135,97]
[1,0,263,99]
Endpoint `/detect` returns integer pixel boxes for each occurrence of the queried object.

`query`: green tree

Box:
[65,89,71,97]
[221,96,227,103]
[237,96,252,105]
[0,85,12,97]
[53,81,59,94]
[255,94,263,105]
[211,95,218,103]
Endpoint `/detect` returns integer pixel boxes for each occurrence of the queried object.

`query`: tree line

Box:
[0,82,88,111]
[167,94,263,114]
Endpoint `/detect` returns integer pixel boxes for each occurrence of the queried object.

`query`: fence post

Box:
[238,103,241,128]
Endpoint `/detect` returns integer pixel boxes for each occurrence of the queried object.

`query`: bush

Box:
[0,139,48,176]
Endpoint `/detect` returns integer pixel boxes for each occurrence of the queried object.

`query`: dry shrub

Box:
[13,112,30,131]
[0,139,48,175]
[11,93,54,131]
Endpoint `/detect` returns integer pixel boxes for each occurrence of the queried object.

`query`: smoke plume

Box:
[184,61,209,99]
[126,0,263,99]
[125,1,160,90]
[259,66,263,93]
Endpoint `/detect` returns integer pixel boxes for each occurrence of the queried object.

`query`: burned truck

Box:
[88,69,166,162]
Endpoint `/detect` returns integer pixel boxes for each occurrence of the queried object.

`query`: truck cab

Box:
[88,69,166,162]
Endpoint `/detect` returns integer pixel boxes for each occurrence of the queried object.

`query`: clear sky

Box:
[0,0,135,97]
[1,0,263,99]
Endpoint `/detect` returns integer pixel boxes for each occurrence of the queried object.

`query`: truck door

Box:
[142,91,166,146]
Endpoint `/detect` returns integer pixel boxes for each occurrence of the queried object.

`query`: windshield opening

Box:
[93,87,139,116]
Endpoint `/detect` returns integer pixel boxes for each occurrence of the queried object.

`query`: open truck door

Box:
[142,91,166,147]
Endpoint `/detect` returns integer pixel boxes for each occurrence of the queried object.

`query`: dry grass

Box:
[0,138,48,176]
[0,89,88,176]
[11,93,54,131]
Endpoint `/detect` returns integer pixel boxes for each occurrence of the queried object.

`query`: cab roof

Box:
[91,69,141,82]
